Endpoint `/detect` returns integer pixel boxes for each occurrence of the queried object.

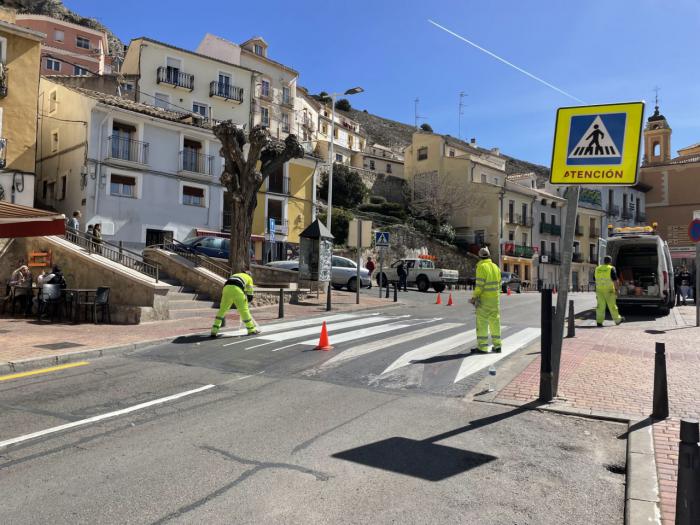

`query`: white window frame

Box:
[281,112,290,131]
[254,44,264,56]
[53,30,64,42]
[107,169,141,199]
[48,89,58,113]
[260,78,271,98]
[282,86,291,105]
[265,195,288,236]
[74,65,89,76]
[76,35,91,50]
[180,181,209,208]
[46,58,61,72]
[192,100,209,118]
[260,106,270,127]
[154,92,170,109]
[50,130,59,153]
[0,36,6,63]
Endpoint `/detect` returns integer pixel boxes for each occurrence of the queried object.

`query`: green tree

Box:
[316,91,332,105]
[335,98,351,111]
[318,208,354,245]
[420,123,433,132]
[319,164,368,209]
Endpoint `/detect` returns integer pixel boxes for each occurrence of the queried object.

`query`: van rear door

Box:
[661,241,675,306]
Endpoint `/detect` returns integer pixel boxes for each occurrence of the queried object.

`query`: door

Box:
[166,57,181,84]
[146,229,173,247]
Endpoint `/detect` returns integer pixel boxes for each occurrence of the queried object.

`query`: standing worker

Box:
[594,255,624,327]
[210,270,260,337]
[365,256,375,289]
[469,247,501,353]
[397,260,408,292]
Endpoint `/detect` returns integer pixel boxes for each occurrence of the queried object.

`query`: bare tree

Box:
[407,171,475,226]
[213,122,304,270]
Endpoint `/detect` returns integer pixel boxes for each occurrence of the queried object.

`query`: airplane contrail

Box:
[428,19,585,104]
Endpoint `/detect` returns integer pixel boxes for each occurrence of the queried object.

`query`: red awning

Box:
[0,202,66,238]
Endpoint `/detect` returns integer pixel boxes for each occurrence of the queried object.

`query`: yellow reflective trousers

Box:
[474,259,502,352]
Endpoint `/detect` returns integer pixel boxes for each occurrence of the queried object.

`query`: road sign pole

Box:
[550,185,579,397]
[696,241,699,327]
[378,249,384,299]
[356,220,362,305]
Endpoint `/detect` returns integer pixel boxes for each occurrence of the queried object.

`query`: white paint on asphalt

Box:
[0,384,216,450]
[452,327,541,383]
[381,330,479,375]
[288,318,428,350]
[320,322,463,367]
[257,315,405,344]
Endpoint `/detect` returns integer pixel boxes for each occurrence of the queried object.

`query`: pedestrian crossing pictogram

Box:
[375,231,390,247]
[566,113,626,166]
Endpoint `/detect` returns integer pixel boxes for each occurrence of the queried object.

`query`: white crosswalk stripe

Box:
[381,330,477,375]
[452,327,540,383]
[258,315,405,344]
[321,322,463,368]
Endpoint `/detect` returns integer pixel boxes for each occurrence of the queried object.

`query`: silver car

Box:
[266,256,371,291]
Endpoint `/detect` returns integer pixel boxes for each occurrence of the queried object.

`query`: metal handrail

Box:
[209,81,244,102]
[153,239,232,279]
[64,228,159,281]
[156,66,194,90]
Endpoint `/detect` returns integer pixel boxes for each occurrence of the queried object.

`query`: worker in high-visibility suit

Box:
[595,255,624,327]
[210,270,260,337]
[469,247,502,353]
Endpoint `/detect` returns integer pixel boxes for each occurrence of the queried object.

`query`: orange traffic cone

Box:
[507,286,512,296]
[447,293,453,306]
[435,293,442,305]
[314,321,333,351]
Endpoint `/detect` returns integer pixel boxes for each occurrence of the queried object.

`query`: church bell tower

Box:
[643,101,671,165]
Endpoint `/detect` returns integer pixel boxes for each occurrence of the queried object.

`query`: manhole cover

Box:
[34,342,86,350]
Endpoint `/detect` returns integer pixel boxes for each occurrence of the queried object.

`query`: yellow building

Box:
[501,175,538,283]
[571,205,606,290]
[0,8,43,207]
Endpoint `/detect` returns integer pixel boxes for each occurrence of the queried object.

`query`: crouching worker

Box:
[210,270,260,337]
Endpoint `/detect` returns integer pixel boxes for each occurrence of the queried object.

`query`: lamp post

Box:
[326,86,364,233]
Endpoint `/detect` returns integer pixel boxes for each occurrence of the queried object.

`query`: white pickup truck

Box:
[376,258,459,293]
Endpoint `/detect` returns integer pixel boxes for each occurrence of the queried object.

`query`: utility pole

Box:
[414,98,419,129]
[458,92,467,140]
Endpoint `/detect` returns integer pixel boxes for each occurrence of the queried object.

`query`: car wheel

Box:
[332,284,343,291]
[416,277,429,293]
[347,277,358,292]
[433,283,446,293]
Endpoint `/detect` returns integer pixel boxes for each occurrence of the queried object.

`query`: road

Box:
[0,290,626,524]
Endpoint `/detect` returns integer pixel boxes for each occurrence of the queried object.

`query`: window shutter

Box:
[111,174,136,186]
[183,186,204,197]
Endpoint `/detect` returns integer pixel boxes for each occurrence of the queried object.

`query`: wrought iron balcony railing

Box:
[540,223,561,236]
[209,81,244,102]
[179,149,214,175]
[268,175,290,195]
[267,217,289,235]
[105,136,149,164]
[157,66,194,91]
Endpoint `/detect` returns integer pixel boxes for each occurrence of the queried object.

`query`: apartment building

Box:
[533,185,566,287]
[0,9,43,207]
[357,143,404,179]
[315,106,365,165]
[15,13,111,76]
[501,174,537,283]
[35,78,226,248]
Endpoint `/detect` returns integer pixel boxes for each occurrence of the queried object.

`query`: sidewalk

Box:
[494,305,700,524]
[0,290,395,371]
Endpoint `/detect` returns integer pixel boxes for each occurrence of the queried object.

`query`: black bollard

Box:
[539,288,554,402]
[278,288,284,319]
[652,342,669,419]
[676,419,700,525]
[393,283,398,302]
[326,282,332,312]
[567,299,575,338]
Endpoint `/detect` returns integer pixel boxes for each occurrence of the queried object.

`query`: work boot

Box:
[209,332,219,338]
[247,329,262,336]
[596,323,603,327]
[471,347,489,354]
[615,317,624,326]
[492,347,502,353]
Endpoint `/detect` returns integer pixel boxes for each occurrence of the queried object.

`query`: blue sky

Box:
[66,0,700,165]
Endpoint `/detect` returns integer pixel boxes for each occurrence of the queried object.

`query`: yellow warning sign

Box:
[549,102,644,186]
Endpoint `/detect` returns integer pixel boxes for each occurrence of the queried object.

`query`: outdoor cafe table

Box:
[64,288,98,323]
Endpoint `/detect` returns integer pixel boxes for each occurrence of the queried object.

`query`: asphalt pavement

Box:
[0,289,625,524]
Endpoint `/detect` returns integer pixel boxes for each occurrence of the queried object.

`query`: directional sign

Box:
[550,102,644,186]
[689,219,700,243]
[375,231,390,247]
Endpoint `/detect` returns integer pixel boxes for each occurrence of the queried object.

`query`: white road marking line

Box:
[287,319,426,351]
[322,322,464,368]
[221,313,366,346]
[0,384,216,450]
[257,315,403,344]
[453,327,541,383]
[381,330,478,375]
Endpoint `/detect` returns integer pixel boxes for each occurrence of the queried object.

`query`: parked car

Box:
[377,258,459,293]
[501,272,522,293]
[181,236,229,260]
[266,256,371,291]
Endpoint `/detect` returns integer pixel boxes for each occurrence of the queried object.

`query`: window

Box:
[260,106,270,126]
[540,212,546,225]
[493,177,499,185]
[154,92,169,109]
[182,185,205,207]
[417,147,428,161]
[261,79,270,97]
[525,266,530,281]
[348,135,353,148]
[551,214,556,225]
[522,233,528,246]
[282,86,291,105]
[449,148,455,157]
[281,112,290,132]
[49,90,57,112]
[51,131,59,152]
[333,127,338,139]
[387,163,392,173]
[120,82,134,93]
[192,101,209,118]
[42,181,47,200]
[165,57,181,83]
[369,160,375,170]
[46,58,61,72]
[321,123,328,135]
[541,240,546,255]
[508,230,514,241]
[589,217,596,235]
[335,153,343,163]
[60,175,67,200]
[76,36,90,49]
[589,243,596,262]
[551,242,556,257]
[53,30,64,42]
[254,44,264,56]
[110,174,136,197]
[551,202,556,209]
[653,142,660,156]
[522,203,527,221]
[74,65,89,76]
[481,174,487,183]
[503,264,509,273]
[508,200,514,222]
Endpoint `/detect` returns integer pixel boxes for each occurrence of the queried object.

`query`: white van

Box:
[603,227,676,312]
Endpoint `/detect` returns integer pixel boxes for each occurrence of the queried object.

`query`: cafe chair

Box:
[39,284,63,322]
[78,287,111,324]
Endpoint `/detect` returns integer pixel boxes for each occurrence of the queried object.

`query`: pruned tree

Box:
[406,171,471,226]
[213,122,304,270]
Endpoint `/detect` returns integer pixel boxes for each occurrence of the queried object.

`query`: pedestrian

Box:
[469,247,501,353]
[676,266,693,305]
[210,269,260,337]
[397,260,408,292]
[365,256,375,289]
[67,210,81,232]
[92,223,103,254]
[9,264,33,315]
[594,255,623,327]
[45,265,67,289]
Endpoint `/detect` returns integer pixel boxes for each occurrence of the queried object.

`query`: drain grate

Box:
[605,463,626,475]
[34,342,86,350]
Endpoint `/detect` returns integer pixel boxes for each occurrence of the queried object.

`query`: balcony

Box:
[572,252,584,263]
[209,81,243,103]
[506,214,518,225]
[621,208,634,220]
[575,224,584,236]
[280,94,294,109]
[157,66,194,91]
[267,217,288,235]
[179,149,214,175]
[540,223,561,236]
[268,175,290,195]
[503,244,534,258]
[104,136,149,164]
[607,204,620,217]
[518,215,533,227]
[0,138,6,169]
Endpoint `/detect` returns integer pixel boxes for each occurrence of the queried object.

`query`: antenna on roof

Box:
[653,85,660,109]
[414,98,426,129]
[458,91,467,139]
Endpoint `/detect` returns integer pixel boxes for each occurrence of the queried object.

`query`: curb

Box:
[0,301,404,376]
[625,419,662,525]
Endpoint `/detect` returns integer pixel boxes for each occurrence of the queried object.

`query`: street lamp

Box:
[326,86,364,233]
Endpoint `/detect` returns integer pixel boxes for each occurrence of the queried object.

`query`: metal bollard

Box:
[385,283,390,299]
[278,288,284,319]
[652,342,669,419]
[539,288,554,402]
[676,419,700,525]
[326,282,332,312]
[567,299,575,338]
[393,283,398,302]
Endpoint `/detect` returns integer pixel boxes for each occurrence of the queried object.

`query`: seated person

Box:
[9,265,33,314]
[44,265,67,289]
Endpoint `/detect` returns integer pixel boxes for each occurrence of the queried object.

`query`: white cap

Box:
[478,247,491,258]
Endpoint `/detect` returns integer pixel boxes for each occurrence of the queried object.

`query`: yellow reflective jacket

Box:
[227,272,255,296]
[474,259,501,300]
[594,264,615,291]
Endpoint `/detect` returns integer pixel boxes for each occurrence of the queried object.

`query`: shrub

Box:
[335,98,351,111]
[369,195,387,205]
[319,164,368,209]
[317,208,353,245]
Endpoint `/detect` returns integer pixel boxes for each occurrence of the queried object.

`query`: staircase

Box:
[161,275,220,320]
